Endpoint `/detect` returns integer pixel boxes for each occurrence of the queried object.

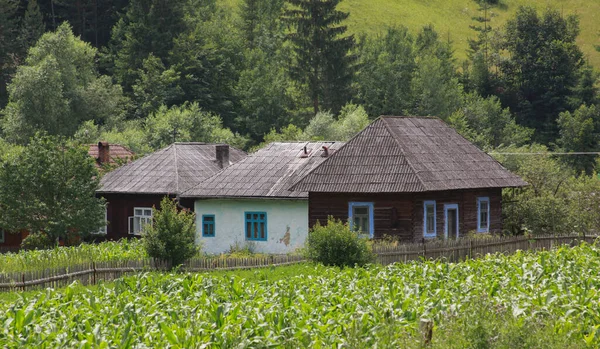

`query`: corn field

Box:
[2,243,600,347]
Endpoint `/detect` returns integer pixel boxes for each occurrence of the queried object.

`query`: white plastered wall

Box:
[194,198,308,254]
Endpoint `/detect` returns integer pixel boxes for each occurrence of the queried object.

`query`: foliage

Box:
[144,102,248,150]
[0,240,147,273]
[0,134,105,244]
[284,0,356,114]
[449,93,532,150]
[305,218,374,267]
[3,244,600,346]
[19,232,53,251]
[557,104,600,175]
[2,23,127,143]
[495,144,600,235]
[142,197,198,269]
[499,6,584,143]
[354,27,416,116]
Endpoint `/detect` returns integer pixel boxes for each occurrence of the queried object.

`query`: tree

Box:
[354,27,416,116]
[410,25,463,119]
[106,0,187,90]
[557,105,600,175]
[0,134,105,244]
[2,23,128,143]
[284,0,356,114]
[144,102,248,150]
[499,7,584,143]
[0,0,21,108]
[143,197,198,269]
[132,54,183,118]
[448,93,532,150]
[18,0,46,54]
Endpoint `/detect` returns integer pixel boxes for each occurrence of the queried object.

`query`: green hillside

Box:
[231,0,600,67]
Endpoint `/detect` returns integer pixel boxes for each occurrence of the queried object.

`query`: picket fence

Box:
[373,233,598,265]
[0,234,597,292]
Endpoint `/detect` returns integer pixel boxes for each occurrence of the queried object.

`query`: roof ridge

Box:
[380,118,427,191]
[288,122,379,191]
[173,143,179,194]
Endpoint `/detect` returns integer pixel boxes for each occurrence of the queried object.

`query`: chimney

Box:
[321,146,329,157]
[216,144,230,169]
[98,141,110,165]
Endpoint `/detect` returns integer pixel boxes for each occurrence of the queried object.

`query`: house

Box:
[291,116,527,240]
[88,142,134,169]
[180,142,343,254]
[96,143,246,240]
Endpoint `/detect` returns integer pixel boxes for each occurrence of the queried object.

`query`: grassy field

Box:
[1,243,599,347]
[228,0,600,67]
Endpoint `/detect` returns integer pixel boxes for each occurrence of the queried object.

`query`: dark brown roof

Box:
[98,143,246,194]
[88,143,134,167]
[291,116,527,193]
[181,142,344,199]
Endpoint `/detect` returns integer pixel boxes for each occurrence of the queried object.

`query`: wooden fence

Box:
[0,254,306,292]
[373,234,598,265]
[1,234,597,292]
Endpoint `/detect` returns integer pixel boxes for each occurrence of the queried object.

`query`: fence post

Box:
[92,262,96,285]
[21,273,25,292]
[469,239,473,259]
[422,239,427,259]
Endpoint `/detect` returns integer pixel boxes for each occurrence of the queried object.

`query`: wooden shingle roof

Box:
[181,142,344,199]
[291,116,527,193]
[98,143,246,194]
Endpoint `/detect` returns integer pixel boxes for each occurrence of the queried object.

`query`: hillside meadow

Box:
[226,0,600,67]
[1,243,599,347]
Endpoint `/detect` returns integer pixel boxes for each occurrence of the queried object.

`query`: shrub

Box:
[142,197,198,269]
[305,218,374,267]
[20,232,54,250]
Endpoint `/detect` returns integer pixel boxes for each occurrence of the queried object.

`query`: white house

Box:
[180,142,343,254]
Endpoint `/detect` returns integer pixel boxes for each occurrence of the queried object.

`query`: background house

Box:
[292,116,527,241]
[88,142,134,169]
[97,143,246,240]
[181,142,343,254]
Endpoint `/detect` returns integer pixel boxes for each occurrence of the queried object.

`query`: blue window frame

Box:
[423,200,437,238]
[245,212,267,241]
[477,197,490,233]
[202,215,215,237]
[348,202,374,238]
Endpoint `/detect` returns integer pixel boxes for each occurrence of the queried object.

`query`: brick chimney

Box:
[98,141,110,165]
[215,144,230,169]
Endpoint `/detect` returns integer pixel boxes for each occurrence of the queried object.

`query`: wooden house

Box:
[96,143,246,240]
[291,116,527,240]
[180,142,343,254]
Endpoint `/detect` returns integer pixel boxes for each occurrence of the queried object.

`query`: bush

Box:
[305,218,374,267]
[20,232,54,250]
[142,197,198,269]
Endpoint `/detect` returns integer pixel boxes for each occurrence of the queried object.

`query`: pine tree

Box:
[0,0,20,108]
[18,0,46,55]
[283,0,355,115]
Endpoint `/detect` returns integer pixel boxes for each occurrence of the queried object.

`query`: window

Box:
[348,202,374,238]
[0,230,4,243]
[202,215,215,237]
[245,212,267,241]
[93,205,108,235]
[129,207,153,236]
[423,200,437,238]
[477,197,490,233]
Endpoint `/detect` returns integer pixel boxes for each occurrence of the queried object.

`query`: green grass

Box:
[1,244,600,347]
[230,0,600,67]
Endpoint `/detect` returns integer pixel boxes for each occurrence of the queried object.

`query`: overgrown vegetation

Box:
[2,243,600,347]
[0,240,146,273]
[142,197,198,269]
[305,218,374,267]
